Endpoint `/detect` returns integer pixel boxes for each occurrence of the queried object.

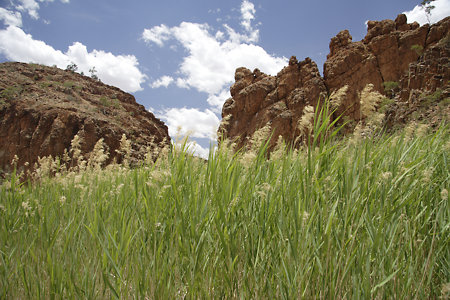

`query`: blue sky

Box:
[1,0,449,157]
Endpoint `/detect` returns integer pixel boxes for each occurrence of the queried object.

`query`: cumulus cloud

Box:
[0,8,23,27]
[142,0,287,158]
[240,0,256,32]
[141,2,287,112]
[157,107,220,140]
[0,0,70,28]
[66,42,146,92]
[184,141,211,159]
[150,75,174,88]
[206,89,231,109]
[0,26,146,92]
[403,0,450,25]
[142,24,172,47]
[149,21,286,110]
[16,0,40,19]
[0,26,67,64]
[13,0,69,20]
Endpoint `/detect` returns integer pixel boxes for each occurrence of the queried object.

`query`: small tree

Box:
[89,67,99,81]
[411,44,424,56]
[66,62,78,72]
[421,0,436,24]
[383,81,399,98]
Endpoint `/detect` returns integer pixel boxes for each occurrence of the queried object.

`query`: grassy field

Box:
[0,117,449,298]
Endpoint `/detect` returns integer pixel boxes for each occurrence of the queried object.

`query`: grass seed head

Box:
[270,135,285,161]
[441,282,450,299]
[240,151,257,169]
[298,105,315,135]
[330,85,348,109]
[11,154,19,166]
[89,138,109,169]
[422,167,434,184]
[218,114,232,139]
[359,83,384,118]
[381,171,392,181]
[249,123,272,151]
[70,135,82,159]
[116,134,132,167]
[416,123,429,137]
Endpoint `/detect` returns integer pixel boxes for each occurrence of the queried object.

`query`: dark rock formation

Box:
[0,62,170,174]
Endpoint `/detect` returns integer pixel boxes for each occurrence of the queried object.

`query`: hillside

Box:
[0,62,170,174]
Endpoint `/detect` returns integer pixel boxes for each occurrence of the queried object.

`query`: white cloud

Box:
[215,30,225,40]
[150,75,174,88]
[141,1,287,112]
[206,89,231,109]
[403,0,450,25]
[158,107,220,140]
[0,26,68,65]
[141,0,287,158]
[240,0,256,32]
[0,8,22,27]
[172,139,211,159]
[66,42,147,92]
[142,24,172,47]
[16,0,39,19]
[185,141,211,159]
[0,26,146,92]
[12,0,69,20]
[170,23,285,110]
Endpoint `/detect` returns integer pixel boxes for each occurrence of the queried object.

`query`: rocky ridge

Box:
[0,62,170,174]
[219,14,449,149]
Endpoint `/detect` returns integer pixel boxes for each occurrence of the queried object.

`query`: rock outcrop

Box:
[219,14,449,149]
[323,14,448,119]
[220,57,327,150]
[386,35,450,128]
[0,62,170,174]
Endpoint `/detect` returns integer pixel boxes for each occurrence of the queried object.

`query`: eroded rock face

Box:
[220,14,449,149]
[324,15,432,120]
[386,34,450,128]
[399,22,450,101]
[220,56,327,149]
[0,62,170,173]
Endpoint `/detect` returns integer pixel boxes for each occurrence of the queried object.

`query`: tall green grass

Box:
[1,122,449,298]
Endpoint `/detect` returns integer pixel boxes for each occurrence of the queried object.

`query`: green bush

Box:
[411,44,424,56]
[420,88,443,107]
[100,96,111,107]
[383,81,399,98]
[63,81,75,88]
[39,81,53,89]
[0,99,10,110]
[0,85,22,101]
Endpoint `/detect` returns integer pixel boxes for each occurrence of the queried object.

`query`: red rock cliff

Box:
[219,14,449,149]
[0,62,170,174]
